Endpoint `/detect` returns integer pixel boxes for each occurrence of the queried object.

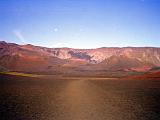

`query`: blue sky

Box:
[0,0,160,48]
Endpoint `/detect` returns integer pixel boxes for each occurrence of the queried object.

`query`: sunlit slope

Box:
[0,41,160,75]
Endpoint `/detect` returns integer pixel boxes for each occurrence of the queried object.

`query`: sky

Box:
[0,0,160,48]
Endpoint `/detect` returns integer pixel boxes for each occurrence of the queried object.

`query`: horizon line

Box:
[0,41,160,49]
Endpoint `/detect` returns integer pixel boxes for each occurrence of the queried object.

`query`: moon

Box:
[54,28,58,32]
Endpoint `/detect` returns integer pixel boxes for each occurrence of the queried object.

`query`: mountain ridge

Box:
[0,41,160,76]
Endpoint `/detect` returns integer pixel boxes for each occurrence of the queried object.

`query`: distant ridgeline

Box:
[0,41,160,75]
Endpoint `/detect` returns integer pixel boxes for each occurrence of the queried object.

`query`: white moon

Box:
[54,28,58,32]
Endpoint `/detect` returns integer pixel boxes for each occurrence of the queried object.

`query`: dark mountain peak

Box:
[0,41,7,44]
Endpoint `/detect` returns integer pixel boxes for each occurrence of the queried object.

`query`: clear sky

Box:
[0,0,160,48]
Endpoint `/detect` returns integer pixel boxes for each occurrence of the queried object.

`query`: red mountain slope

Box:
[0,41,160,74]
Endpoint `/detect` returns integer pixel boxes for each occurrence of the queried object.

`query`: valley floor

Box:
[0,74,160,120]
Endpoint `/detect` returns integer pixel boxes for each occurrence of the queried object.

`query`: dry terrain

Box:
[1,73,160,120]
